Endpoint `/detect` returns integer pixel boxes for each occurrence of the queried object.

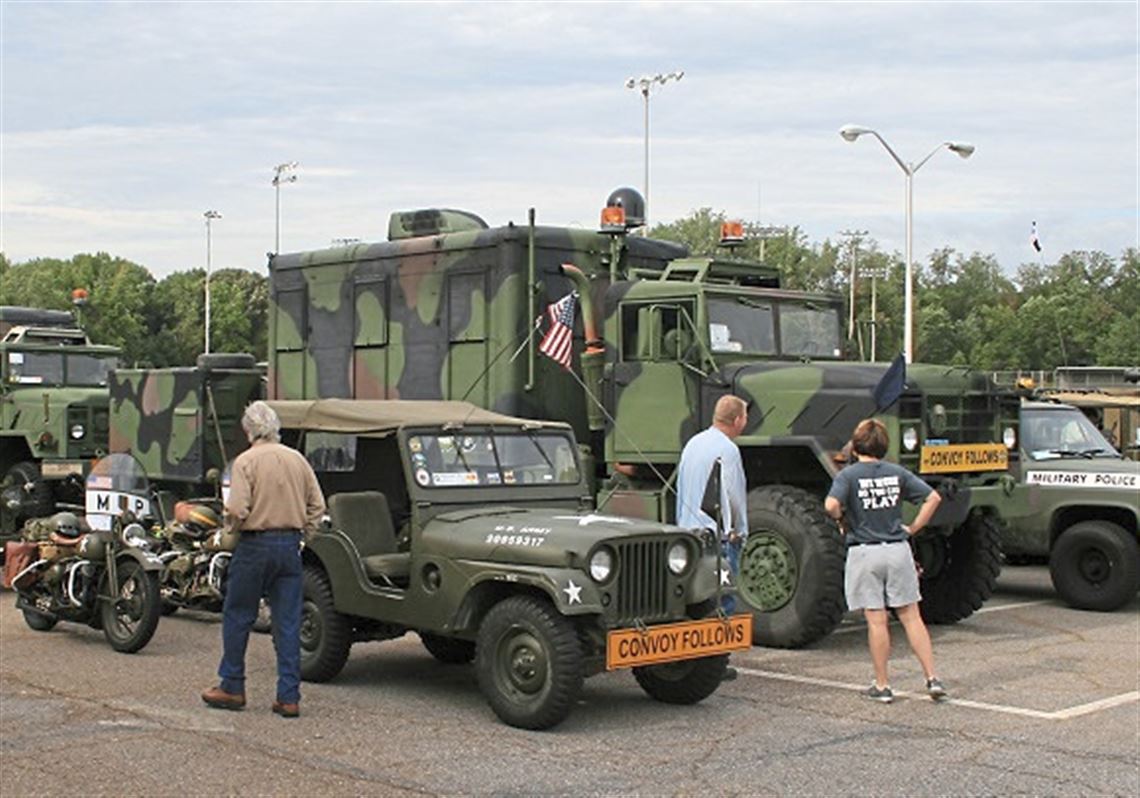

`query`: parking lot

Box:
[1,564,1136,797]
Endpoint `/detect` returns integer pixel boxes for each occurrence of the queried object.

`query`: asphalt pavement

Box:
[1,565,1136,797]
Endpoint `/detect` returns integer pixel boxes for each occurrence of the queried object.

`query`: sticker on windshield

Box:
[432,472,478,486]
[414,468,430,487]
[409,438,423,453]
[486,473,501,485]
[503,469,516,484]
[9,353,23,364]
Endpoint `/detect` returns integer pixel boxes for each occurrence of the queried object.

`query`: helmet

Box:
[51,512,82,538]
[186,505,221,531]
[605,187,646,229]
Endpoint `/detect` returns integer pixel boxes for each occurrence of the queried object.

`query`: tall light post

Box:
[839,125,974,363]
[625,71,683,229]
[203,210,222,354]
[840,228,868,342]
[272,161,298,254]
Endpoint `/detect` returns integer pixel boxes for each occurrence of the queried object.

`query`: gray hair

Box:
[242,400,281,443]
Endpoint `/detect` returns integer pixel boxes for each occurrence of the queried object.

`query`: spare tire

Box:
[196,353,256,370]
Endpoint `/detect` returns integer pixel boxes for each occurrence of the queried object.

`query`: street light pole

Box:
[625,71,683,229]
[839,125,974,363]
[272,161,298,254]
[203,210,222,354]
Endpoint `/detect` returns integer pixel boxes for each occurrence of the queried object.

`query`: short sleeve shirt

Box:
[827,460,933,545]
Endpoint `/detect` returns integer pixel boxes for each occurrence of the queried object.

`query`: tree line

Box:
[1,215,1136,370]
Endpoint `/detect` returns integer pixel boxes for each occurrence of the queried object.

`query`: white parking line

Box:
[735,666,1140,721]
[832,599,1051,634]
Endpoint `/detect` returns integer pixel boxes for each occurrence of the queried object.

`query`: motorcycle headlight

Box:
[70,423,85,440]
[589,547,614,583]
[121,522,150,550]
[1003,426,1017,449]
[667,541,690,575]
[902,426,919,452]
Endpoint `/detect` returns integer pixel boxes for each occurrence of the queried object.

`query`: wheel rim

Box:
[300,599,322,652]
[110,568,144,636]
[494,627,549,697]
[1078,547,1111,584]
[738,531,798,612]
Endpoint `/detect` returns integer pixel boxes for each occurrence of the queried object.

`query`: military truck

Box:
[266,188,1021,648]
[1,306,121,542]
[1002,400,1138,610]
[270,398,750,730]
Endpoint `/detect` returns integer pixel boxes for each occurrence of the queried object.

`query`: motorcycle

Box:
[2,454,164,653]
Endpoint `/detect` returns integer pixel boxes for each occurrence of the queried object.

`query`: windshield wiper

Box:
[523,429,557,472]
[1046,449,1086,458]
[1076,447,1118,458]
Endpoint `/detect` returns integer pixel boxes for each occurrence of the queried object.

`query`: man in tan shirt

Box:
[202,401,325,718]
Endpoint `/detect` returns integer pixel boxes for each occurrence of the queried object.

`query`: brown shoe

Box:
[272,700,299,718]
[201,685,246,711]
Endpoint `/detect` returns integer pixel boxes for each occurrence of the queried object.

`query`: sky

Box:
[1,1,1137,281]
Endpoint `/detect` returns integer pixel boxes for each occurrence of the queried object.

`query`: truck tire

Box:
[1,462,54,536]
[195,353,256,370]
[475,594,583,730]
[918,513,1002,624]
[421,632,476,664]
[299,565,352,682]
[1049,521,1139,611]
[738,486,847,648]
[633,654,728,704]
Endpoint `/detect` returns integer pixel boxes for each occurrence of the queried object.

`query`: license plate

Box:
[41,461,85,479]
[919,443,1008,474]
[605,614,753,671]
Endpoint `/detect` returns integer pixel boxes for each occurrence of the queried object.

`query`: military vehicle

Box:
[1002,400,1138,610]
[265,188,1021,648]
[270,398,750,730]
[1,306,121,542]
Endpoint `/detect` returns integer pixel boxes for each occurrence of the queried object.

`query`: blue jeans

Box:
[219,531,303,704]
[720,538,741,615]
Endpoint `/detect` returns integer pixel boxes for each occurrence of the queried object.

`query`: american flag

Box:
[538,291,577,370]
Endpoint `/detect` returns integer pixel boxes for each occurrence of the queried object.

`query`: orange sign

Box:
[919,443,1009,474]
[606,614,752,670]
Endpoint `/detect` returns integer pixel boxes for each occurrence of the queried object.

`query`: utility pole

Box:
[840,229,868,342]
[272,161,298,254]
[203,210,222,354]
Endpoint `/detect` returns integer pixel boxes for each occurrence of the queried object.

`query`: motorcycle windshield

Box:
[221,463,233,508]
[85,453,152,531]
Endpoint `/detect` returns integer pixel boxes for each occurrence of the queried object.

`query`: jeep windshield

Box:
[5,350,118,387]
[1021,407,1120,460]
[707,294,841,358]
[406,430,580,488]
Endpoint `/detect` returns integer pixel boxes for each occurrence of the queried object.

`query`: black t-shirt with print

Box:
[827,460,933,545]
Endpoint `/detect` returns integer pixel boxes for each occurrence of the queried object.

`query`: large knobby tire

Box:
[738,486,847,648]
[1049,521,1139,611]
[421,632,476,664]
[22,609,58,631]
[917,513,1002,624]
[1,461,54,537]
[475,594,583,730]
[633,654,728,705]
[101,559,162,653]
[299,565,352,682]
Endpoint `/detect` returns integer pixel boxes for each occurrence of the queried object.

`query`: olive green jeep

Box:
[272,399,749,730]
[1002,400,1139,610]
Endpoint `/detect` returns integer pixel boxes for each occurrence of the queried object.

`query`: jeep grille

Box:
[612,539,672,625]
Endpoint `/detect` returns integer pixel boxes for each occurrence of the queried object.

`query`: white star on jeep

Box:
[553,514,632,527]
[720,568,733,586]
[563,579,583,605]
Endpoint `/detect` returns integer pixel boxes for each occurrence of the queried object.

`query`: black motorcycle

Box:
[6,454,164,653]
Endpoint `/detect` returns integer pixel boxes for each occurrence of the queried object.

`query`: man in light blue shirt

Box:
[675,394,749,623]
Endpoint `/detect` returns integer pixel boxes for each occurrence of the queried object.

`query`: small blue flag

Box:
[873,353,907,411]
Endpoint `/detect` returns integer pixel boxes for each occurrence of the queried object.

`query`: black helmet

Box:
[606,187,646,229]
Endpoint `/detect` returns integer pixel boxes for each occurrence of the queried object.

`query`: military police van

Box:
[270,399,750,730]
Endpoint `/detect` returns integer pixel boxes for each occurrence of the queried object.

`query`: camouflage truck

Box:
[1,306,121,542]
[270,398,749,730]
[266,188,1021,648]
[106,353,263,514]
[1001,400,1138,610]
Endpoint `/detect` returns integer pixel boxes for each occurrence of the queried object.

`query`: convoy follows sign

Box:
[1026,470,1138,489]
[919,443,1009,474]
[606,614,753,670]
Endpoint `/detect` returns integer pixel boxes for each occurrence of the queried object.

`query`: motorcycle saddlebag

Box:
[3,541,40,589]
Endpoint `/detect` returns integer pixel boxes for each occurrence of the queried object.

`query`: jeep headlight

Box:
[70,423,85,440]
[1003,426,1017,449]
[902,426,919,452]
[667,541,690,575]
[589,547,614,583]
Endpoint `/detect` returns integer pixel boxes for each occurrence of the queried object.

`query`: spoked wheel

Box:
[101,559,162,653]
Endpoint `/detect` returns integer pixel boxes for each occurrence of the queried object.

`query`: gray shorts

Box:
[844,541,921,610]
